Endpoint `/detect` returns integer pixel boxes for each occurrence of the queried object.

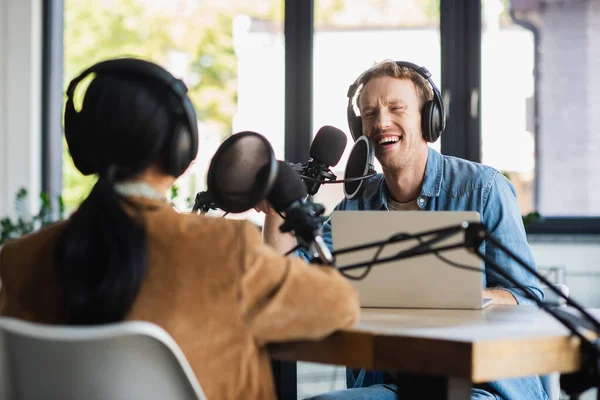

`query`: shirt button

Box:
[418,197,425,205]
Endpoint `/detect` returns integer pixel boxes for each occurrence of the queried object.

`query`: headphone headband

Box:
[346,61,446,143]
[66,58,190,100]
[64,57,199,177]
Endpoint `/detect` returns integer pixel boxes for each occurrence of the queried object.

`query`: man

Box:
[258,60,547,400]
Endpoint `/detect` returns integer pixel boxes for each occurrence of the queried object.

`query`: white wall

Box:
[530,237,600,307]
[0,0,42,218]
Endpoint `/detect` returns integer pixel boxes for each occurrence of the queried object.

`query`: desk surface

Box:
[270,305,599,383]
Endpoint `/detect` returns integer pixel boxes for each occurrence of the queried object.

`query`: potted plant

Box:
[0,189,64,245]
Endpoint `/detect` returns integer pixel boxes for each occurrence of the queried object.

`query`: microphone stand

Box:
[280,199,333,263]
[302,162,337,196]
[191,191,216,214]
[331,221,600,400]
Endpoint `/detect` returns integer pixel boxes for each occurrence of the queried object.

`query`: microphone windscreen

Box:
[344,136,374,200]
[309,125,348,167]
[267,160,308,212]
[207,131,278,213]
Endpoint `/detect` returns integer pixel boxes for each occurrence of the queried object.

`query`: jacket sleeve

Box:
[238,220,360,345]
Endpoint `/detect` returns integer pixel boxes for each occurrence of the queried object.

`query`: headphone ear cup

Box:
[163,124,194,177]
[350,114,363,142]
[346,84,364,142]
[421,99,443,143]
[160,81,198,178]
[64,98,96,175]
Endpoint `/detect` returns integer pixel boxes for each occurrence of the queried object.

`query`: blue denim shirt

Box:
[298,147,547,400]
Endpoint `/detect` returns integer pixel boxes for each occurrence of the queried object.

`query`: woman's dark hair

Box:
[56,73,174,324]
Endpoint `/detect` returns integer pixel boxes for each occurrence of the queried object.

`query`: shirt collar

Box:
[376,146,444,209]
[377,178,389,210]
[421,146,444,197]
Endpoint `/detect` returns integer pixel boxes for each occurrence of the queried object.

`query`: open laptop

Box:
[331,211,493,310]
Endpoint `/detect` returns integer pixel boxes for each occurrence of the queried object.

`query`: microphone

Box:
[267,160,333,264]
[289,125,348,196]
[343,135,376,201]
[192,131,278,214]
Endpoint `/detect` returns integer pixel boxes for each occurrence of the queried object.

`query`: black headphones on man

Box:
[346,61,446,143]
[64,57,199,178]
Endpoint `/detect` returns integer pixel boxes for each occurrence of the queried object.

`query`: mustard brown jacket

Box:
[0,197,360,400]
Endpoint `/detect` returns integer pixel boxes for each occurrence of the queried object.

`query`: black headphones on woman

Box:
[346,61,446,143]
[64,57,199,178]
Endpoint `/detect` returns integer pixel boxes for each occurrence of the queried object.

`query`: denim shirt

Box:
[298,147,547,400]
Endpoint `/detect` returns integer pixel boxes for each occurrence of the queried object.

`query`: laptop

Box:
[331,210,493,310]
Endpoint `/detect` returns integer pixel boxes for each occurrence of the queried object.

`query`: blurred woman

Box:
[0,58,359,400]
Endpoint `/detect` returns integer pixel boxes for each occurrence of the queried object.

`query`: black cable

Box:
[338,232,477,280]
[338,232,550,299]
[299,174,378,184]
[335,229,537,292]
[339,231,557,306]
[433,252,484,274]
[337,231,599,358]
[341,233,412,280]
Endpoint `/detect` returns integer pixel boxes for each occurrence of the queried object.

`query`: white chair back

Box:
[542,283,570,307]
[0,317,207,400]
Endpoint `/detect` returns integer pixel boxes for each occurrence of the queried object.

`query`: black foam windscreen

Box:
[207,131,278,213]
[344,135,374,200]
[267,160,308,212]
[309,125,348,167]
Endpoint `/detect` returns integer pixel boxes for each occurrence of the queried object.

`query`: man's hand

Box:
[484,289,518,305]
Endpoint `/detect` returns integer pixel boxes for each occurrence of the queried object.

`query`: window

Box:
[63,0,282,223]
[312,0,441,213]
[480,0,535,214]
[482,0,600,218]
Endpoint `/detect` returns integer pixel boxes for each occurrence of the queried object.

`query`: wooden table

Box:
[270,305,597,399]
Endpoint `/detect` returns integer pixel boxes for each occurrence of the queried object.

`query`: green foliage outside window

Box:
[0,189,64,245]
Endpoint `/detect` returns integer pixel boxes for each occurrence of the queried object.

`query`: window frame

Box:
[440,0,482,163]
[41,0,64,219]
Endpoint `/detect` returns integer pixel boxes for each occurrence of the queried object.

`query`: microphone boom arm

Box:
[333,221,600,398]
[279,199,333,263]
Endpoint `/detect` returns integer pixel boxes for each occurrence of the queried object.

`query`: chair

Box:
[0,317,207,400]
[542,283,570,307]
[540,284,570,400]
